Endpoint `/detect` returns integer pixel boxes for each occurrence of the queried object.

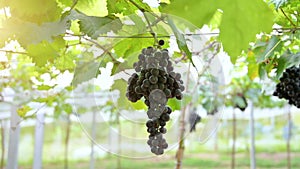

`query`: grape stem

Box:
[142,11,159,46]
[127,0,159,46]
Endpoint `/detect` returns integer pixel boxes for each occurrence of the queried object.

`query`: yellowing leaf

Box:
[247,51,259,80]
[17,105,32,118]
[8,0,62,23]
[0,17,68,48]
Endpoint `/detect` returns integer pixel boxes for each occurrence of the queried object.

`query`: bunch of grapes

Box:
[273,66,300,108]
[126,45,185,155]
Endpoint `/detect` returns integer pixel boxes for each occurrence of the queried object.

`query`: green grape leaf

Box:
[247,51,259,80]
[276,55,288,79]
[217,0,274,63]
[114,37,153,58]
[162,0,218,29]
[128,14,147,34]
[37,85,53,90]
[167,98,181,111]
[62,103,73,114]
[8,0,62,24]
[27,37,66,66]
[286,52,300,67]
[131,100,147,110]
[0,17,68,48]
[54,50,77,71]
[70,10,122,39]
[57,0,73,7]
[111,79,132,109]
[17,105,32,118]
[76,0,108,17]
[258,36,283,62]
[270,0,288,9]
[167,17,194,67]
[72,61,100,87]
[107,0,152,15]
[258,63,267,80]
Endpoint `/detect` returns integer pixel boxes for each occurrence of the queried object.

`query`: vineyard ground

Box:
[16,152,300,169]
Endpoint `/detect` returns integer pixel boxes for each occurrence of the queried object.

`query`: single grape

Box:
[160,127,167,134]
[161,113,170,121]
[151,69,160,76]
[146,120,154,128]
[149,75,158,84]
[161,142,168,149]
[159,40,165,46]
[164,89,171,97]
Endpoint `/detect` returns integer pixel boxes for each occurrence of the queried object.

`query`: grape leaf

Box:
[37,85,53,90]
[76,0,108,17]
[27,37,66,66]
[131,100,147,110]
[270,0,288,9]
[217,0,274,63]
[54,51,77,71]
[17,105,32,118]
[56,0,73,7]
[162,0,218,29]
[0,17,68,48]
[128,14,147,34]
[106,0,152,15]
[114,36,153,58]
[286,52,300,67]
[62,103,73,114]
[276,54,288,79]
[72,61,100,87]
[247,51,259,80]
[168,98,181,111]
[218,0,273,63]
[167,17,194,67]
[70,10,122,39]
[258,63,267,80]
[111,79,132,109]
[258,36,283,62]
[8,0,62,24]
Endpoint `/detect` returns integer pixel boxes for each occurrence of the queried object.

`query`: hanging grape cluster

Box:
[273,66,300,108]
[126,45,185,155]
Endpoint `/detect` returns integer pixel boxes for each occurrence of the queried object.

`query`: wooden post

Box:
[0,120,6,169]
[64,114,71,169]
[7,105,21,169]
[287,106,291,169]
[231,109,236,169]
[249,102,256,169]
[90,111,96,169]
[33,112,45,169]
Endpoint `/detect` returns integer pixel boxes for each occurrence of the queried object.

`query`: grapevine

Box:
[126,42,185,155]
[273,66,300,108]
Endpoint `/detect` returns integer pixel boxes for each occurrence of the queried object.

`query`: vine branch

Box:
[280,8,297,27]
[65,32,118,63]
[0,49,27,55]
